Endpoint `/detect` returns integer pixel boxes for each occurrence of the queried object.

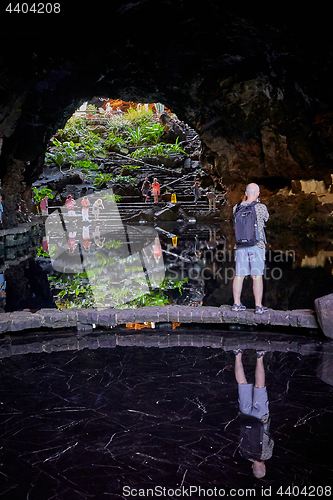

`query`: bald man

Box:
[232,183,269,314]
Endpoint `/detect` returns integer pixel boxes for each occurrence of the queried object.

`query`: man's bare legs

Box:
[252,275,263,308]
[233,276,245,306]
[255,352,265,388]
[234,350,265,388]
[234,350,247,384]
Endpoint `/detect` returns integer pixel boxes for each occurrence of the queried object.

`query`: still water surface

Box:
[0,337,332,498]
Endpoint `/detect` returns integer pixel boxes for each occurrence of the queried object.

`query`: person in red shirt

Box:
[152,178,160,203]
[65,195,76,216]
[81,196,90,221]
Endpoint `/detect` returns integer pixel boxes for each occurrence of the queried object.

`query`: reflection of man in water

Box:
[234,349,274,478]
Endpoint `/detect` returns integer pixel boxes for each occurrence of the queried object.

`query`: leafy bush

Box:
[93,173,113,187]
[124,107,155,127]
[32,187,54,203]
[57,116,88,142]
[104,132,126,150]
[130,138,187,159]
[93,173,136,187]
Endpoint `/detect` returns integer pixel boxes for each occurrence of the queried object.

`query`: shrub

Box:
[124,107,155,127]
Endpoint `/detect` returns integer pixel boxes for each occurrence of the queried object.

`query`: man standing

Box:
[232,183,269,314]
[141,178,151,203]
[207,190,216,211]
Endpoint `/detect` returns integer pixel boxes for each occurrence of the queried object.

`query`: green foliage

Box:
[93,173,136,187]
[86,104,98,113]
[130,137,187,159]
[48,272,94,309]
[124,107,154,127]
[106,115,130,135]
[102,192,122,202]
[32,187,54,203]
[104,131,126,151]
[45,139,77,167]
[93,173,113,187]
[126,126,147,146]
[126,123,165,146]
[57,116,88,142]
[74,160,99,173]
[112,174,136,185]
[36,245,55,258]
[143,123,165,144]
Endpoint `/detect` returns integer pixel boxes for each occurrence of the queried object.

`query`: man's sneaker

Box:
[255,306,268,314]
[256,350,266,358]
[232,303,246,312]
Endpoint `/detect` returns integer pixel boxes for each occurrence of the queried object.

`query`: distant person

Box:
[141,178,151,203]
[193,181,201,203]
[206,191,216,211]
[81,196,90,221]
[92,199,104,221]
[232,183,269,314]
[65,195,76,216]
[152,178,160,204]
[234,349,274,478]
[40,195,49,216]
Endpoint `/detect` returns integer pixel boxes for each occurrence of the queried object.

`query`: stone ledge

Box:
[0,305,321,336]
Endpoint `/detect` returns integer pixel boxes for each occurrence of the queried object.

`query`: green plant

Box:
[80,132,105,157]
[32,187,54,203]
[36,245,55,258]
[93,173,113,187]
[45,139,77,168]
[102,193,122,202]
[130,139,187,159]
[86,104,98,113]
[142,123,165,144]
[126,126,147,146]
[74,159,99,171]
[104,132,126,150]
[124,107,154,127]
[94,173,136,187]
[48,272,94,309]
[112,174,136,185]
[57,116,88,142]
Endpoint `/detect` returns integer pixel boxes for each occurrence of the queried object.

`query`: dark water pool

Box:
[2,218,333,313]
[1,335,333,498]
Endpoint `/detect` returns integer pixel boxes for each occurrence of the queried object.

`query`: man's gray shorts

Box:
[238,383,269,419]
[235,246,265,276]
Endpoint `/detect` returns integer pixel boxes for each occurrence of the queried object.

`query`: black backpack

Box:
[234,201,259,247]
[238,412,265,461]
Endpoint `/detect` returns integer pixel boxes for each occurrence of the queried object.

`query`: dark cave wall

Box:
[1,3,333,227]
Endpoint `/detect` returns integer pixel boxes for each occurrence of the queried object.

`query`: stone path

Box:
[0,305,319,335]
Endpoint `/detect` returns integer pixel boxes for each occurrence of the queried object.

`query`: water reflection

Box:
[45,189,165,308]
[2,192,333,311]
[0,335,332,496]
[234,350,274,478]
